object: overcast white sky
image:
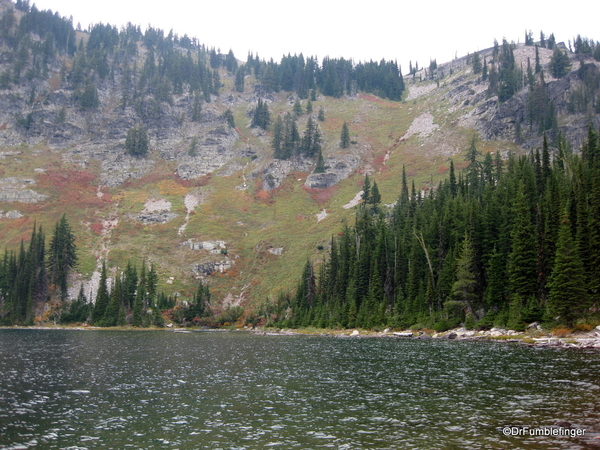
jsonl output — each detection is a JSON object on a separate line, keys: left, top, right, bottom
{"left": 30, "top": 0, "right": 599, "bottom": 71}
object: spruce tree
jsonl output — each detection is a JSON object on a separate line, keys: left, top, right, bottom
{"left": 550, "top": 46, "right": 571, "bottom": 78}
{"left": 125, "top": 126, "right": 149, "bottom": 157}
{"left": 47, "top": 214, "right": 77, "bottom": 299}
{"left": 508, "top": 181, "right": 537, "bottom": 300}
{"left": 340, "top": 122, "right": 350, "bottom": 148}
{"left": 314, "top": 149, "right": 326, "bottom": 173}
{"left": 451, "top": 232, "right": 477, "bottom": 316}
{"left": 91, "top": 262, "right": 109, "bottom": 324}
{"left": 547, "top": 211, "right": 587, "bottom": 325}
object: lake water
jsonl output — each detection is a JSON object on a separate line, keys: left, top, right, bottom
{"left": 1, "top": 330, "right": 599, "bottom": 450}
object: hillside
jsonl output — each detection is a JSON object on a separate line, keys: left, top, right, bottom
{"left": 0, "top": 0, "right": 599, "bottom": 325}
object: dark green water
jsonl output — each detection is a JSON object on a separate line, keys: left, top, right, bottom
{"left": 1, "top": 330, "right": 599, "bottom": 449}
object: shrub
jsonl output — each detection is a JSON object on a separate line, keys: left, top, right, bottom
{"left": 551, "top": 326, "right": 572, "bottom": 337}
{"left": 573, "top": 322, "right": 594, "bottom": 332}
{"left": 432, "top": 319, "right": 450, "bottom": 332}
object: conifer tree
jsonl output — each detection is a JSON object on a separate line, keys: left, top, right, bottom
{"left": 451, "top": 232, "right": 477, "bottom": 316}
{"left": 234, "top": 66, "right": 245, "bottom": 92}
{"left": 272, "top": 115, "right": 285, "bottom": 159}
{"left": 508, "top": 181, "right": 537, "bottom": 300}
{"left": 547, "top": 211, "right": 587, "bottom": 325}
{"left": 314, "top": 149, "right": 326, "bottom": 173}
{"left": 317, "top": 107, "right": 325, "bottom": 122}
{"left": 91, "top": 262, "right": 109, "bottom": 324}
{"left": 550, "top": 46, "right": 571, "bottom": 78}
{"left": 47, "top": 214, "right": 77, "bottom": 299}
{"left": 340, "top": 122, "right": 350, "bottom": 148}
{"left": 472, "top": 52, "right": 482, "bottom": 74}
{"left": 125, "top": 126, "right": 149, "bottom": 157}
{"left": 251, "top": 99, "right": 270, "bottom": 130}
{"left": 293, "top": 98, "right": 303, "bottom": 116}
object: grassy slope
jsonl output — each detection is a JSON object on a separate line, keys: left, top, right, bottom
{"left": 0, "top": 65, "right": 522, "bottom": 309}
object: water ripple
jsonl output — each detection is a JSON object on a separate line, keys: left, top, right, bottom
{"left": 1, "top": 330, "right": 600, "bottom": 449}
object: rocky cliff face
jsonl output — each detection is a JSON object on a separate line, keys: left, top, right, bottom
{"left": 432, "top": 43, "right": 600, "bottom": 151}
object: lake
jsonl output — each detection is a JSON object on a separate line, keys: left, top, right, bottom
{"left": 1, "top": 329, "right": 599, "bottom": 449}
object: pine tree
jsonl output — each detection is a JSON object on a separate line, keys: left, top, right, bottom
{"left": 251, "top": 99, "right": 270, "bottom": 130}
{"left": 125, "top": 126, "right": 149, "bottom": 157}
{"left": 547, "top": 211, "right": 587, "bottom": 325}
{"left": 47, "top": 214, "right": 77, "bottom": 299}
{"left": 293, "top": 97, "right": 303, "bottom": 116}
{"left": 451, "top": 232, "right": 477, "bottom": 317}
{"left": 340, "top": 122, "right": 350, "bottom": 148}
{"left": 550, "top": 46, "right": 571, "bottom": 78}
{"left": 272, "top": 115, "right": 285, "bottom": 159}
{"left": 91, "top": 262, "right": 109, "bottom": 324}
{"left": 314, "top": 149, "right": 326, "bottom": 173}
{"left": 362, "top": 175, "right": 371, "bottom": 203}
{"left": 508, "top": 181, "right": 537, "bottom": 300}
{"left": 472, "top": 51, "right": 482, "bottom": 74}
{"left": 234, "top": 66, "right": 245, "bottom": 92}
{"left": 317, "top": 107, "right": 325, "bottom": 122}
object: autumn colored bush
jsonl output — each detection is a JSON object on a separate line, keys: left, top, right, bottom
{"left": 573, "top": 322, "right": 594, "bottom": 332}
{"left": 551, "top": 326, "right": 572, "bottom": 337}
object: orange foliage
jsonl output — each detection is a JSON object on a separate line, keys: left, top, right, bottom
{"left": 158, "top": 179, "right": 188, "bottom": 196}
{"left": 551, "top": 326, "right": 572, "bottom": 337}
{"left": 358, "top": 94, "right": 396, "bottom": 107}
{"left": 38, "top": 169, "right": 104, "bottom": 208}
{"left": 438, "top": 165, "right": 449, "bottom": 174}
{"left": 254, "top": 189, "right": 271, "bottom": 201}
{"left": 574, "top": 323, "right": 594, "bottom": 332}
{"left": 302, "top": 184, "right": 339, "bottom": 204}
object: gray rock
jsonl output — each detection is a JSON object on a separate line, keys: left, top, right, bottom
{"left": 5, "top": 210, "right": 23, "bottom": 219}
{"left": 393, "top": 332, "right": 413, "bottom": 338}
{"left": 304, "top": 172, "right": 339, "bottom": 189}
{"left": 134, "top": 212, "right": 179, "bottom": 224}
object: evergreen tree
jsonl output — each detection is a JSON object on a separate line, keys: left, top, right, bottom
{"left": 222, "top": 109, "right": 236, "bottom": 128}
{"left": 251, "top": 98, "right": 270, "bottom": 130}
{"left": 508, "top": 181, "right": 537, "bottom": 300}
{"left": 451, "top": 232, "right": 477, "bottom": 316}
{"left": 317, "top": 107, "right": 325, "bottom": 122}
{"left": 125, "top": 126, "right": 149, "bottom": 157}
{"left": 547, "top": 211, "right": 587, "bottom": 325}
{"left": 234, "top": 66, "right": 245, "bottom": 92}
{"left": 47, "top": 214, "right": 77, "bottom": 299}
{"left": 472, "top": 52, "right": 482, "bottom": 74}
{"left": 91, "top": 262, "right": 109, "bottom": 324}
{"left": 314, "top": 149, "right": 326, "bottom": 173}
{"left": 293, "top": 97, "right": 303, "bottom": 116}
{"left": 550, "top": 46, "right": 571, "bottom": 78}
{"left": 299, "top": 116, "right": 321, "bottom": 157}
{"left": 340, "top": 122, "right": 350, "bottom": 148}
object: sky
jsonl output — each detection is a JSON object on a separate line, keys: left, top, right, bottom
{"left": 30, "top": 0, "right": 599, "bottom": 71}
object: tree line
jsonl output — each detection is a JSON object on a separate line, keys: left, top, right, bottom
{"left": 0, "top": 2, "right": 406, "bottom": 122}
{"left": 0, "top": 214, "right": 221, "bottom": 327}
{"left": 267, "top": 128, "right": 600, "bottom": 331}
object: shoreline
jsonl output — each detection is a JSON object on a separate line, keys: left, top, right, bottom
{"left": 3, "top": 324, "right": 600, "bottom": 350}
{"left": 250, "top": 325, "right": 600, "bottom": 350}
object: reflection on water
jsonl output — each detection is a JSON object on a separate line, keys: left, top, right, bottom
{"left": 1, "top": 329, "right": 599, "bottom": 449}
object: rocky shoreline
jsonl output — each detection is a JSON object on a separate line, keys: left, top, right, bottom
{"left": 4, "top": 324, "right": 600, "bottom": 350}
{"left": 253, "top": 325, "right": 600, "bottom": 350}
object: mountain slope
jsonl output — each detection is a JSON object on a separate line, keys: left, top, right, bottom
{"left": 0, "top": 0, "right": 599, "bottom": 323}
